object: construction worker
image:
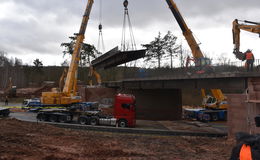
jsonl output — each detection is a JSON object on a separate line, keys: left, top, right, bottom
{"left": 245, "top": 49, "right": 254, "bottom": 72}
{"left": 4, "top": 96, "right": 8, "bottom": 106}
{"left": 185, "top": 56, "right": 194, "bottom": 68}
{"left": 230, "top": 132, "right": 260, "bottom": 160}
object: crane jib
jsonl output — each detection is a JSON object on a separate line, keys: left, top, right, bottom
{"left": 78, "top": 0, "right": 93, "bottom": 35}
{"left": 166, "top": 0, "right": 187, "bottom": 33}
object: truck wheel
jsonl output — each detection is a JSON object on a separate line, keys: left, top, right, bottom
{"left": 118, "top": 120, "right": 128, "bottom": 128}
{"left": 90, "top": 117, "right": 98, "bottom": 126}
{"left": 78, "top": 117, "right": 87, "bottom": 125}
{"left": 49, "top": 115, "right": 58, "bottom": 122}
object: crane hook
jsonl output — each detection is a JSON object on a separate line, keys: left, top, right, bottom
{"left": 123, "top": 0, "right": 128, "bottom": 9}
{"left": 98, "top": 24, "right": 102, "bottom": 31}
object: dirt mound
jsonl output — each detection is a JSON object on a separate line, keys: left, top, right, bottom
{"left": 0, "top": 118, "right": 234, "bottom": 160}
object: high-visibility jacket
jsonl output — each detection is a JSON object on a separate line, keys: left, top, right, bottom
{"left": 240, "top": 144, "right": 252, "bottom": 160}
{"left": 246, "top": 52, "right": 254, "bottom": 60}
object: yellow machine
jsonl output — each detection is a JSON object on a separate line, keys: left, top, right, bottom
{"left": 41, "top": 0, "right": 94, "bottom": 105}
{"left": 88, "top": 66, "right": 101, "bottom": 86}
{"left": 165, "top": 0, "right": 227, "bottom": 109}
{"left": 232, "top": 19, "right": 260, "bottom": 60}
{"left": 201, "top": 89, "right": 228, "bottom": 110}
{"left": 59, "top": 68, "right": 68, "bottom": 92}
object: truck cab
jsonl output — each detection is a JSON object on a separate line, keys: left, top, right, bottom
{"left": 22, "top": 98, "right": 41, "bottom": 109}
{"left": 114, "top": 94, "right": 136, "bottom": 127}
{"left": 77, "top": 94, "right": 136, "bottom": 127}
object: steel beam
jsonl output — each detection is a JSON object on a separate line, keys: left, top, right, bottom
{"left": 92, "top": 47, "right": 146, "bottom": 69}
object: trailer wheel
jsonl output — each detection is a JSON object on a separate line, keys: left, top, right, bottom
{"left": 118, "top": 119, "right": 128, "bottom": 128}
{"left": 58, "top": 116, "right": 67, "bottom": 123}
{"left": 67, "top": 115, "right": 73, "bottom": 122}
{"left": 49, "top": 115, "right": 58, "bottom": 122}
{"left": 37, "top": 114, "right": 45, "bottom": 121}
{"left": 211, "top": 114, "right": 219, "bottom": 121}
{"left": 90, "top": 117, "right": 98, "bottom": 126}
{"left": 202, "top": 114, "right": 210, "bottom": 122}
{"left": 3, "top": 112, "right": 10, "bottom": 117}
{"left": 78, "top": 117, "right": 87, "bottom": 125}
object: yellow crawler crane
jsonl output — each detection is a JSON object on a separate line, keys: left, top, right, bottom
{"left": 165, "top": 0, "right": 227, "bottom": 110}
{"left": 41, "top": 0, "right": 94, "bottom": 105}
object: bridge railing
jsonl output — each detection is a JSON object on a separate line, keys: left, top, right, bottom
{"left": 212, "top": 59, "right": 260, "bottom": 68}
{"left": 120, "top": 59, "right": 260, "bottom": 80}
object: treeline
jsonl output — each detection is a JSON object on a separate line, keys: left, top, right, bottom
{"left": 0, "top": 63, "right": 247, "bottom": 90}
{"left": 0, "top": 51, "right": 139, "bottom": 88}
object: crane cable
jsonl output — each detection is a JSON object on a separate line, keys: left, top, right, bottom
{"left": 121, "top": 0, "right": 137, "bottom": 52}
{"left": 97, "top": 0, "right": 105, "bottom": 53}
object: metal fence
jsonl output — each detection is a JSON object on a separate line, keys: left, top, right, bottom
{"left": 213, "top": 59, "right": 260, "bottom": 67}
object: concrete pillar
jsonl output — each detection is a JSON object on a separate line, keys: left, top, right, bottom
{"left": 226, "top": 78, "right": 260, "bottom": 137}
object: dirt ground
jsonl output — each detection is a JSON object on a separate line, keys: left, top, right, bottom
{"left": 0, "top": 118, "right": 235, "bottom": 160}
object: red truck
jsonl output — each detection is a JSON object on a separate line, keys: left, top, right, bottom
{"left": 113, "top": 94, "right": 136, "bottom": 127}
{"left": 37, "top": 94, "right": 136, "bottom": 128}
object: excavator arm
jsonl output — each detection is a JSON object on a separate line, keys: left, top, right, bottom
{"left": 233, "top": 19, "right": 260, "bottom": 60}
{"left": 165, "top": 0, "right": 203, "bottom": 59}
{"left": 59, "top": 68, "right": 68, "bottom": 92}
{"left": 88, "top": 66, "right": 101, "bottom": 86}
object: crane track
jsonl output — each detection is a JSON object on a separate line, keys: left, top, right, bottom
{"left": 45, "top": 121, "right": 227, "bottom": 138}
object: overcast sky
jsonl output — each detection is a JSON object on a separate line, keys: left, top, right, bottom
{"left": 0, "top": 0, "right": 259, "bottom": 66}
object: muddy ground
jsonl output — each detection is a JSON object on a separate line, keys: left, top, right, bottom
{"left": 0, "top": 118, "right": 235, "bottom": 160}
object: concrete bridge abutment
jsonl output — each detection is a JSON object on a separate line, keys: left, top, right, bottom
{"left": 123, "top": 89, "right": 182, "bottom": 121}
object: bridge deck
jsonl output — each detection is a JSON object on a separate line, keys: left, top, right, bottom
{"left": 105, "top": 72, "right": 260, "bottom": 93}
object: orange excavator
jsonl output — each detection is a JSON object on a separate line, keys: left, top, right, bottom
{"left": 232, "top": 19, "right": 260, "bottom": 60}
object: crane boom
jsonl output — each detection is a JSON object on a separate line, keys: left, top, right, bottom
{"left": 41, "top": 0, "right": 94, "bottom": 105}
{"left": 63, "top": 0, "right": 94, "bottom": 95}
{"left": 165, "top": 0, "right": 203, "bottom": 59}
{"left": 165, "top": 0, "right": 227, "bottom": 109}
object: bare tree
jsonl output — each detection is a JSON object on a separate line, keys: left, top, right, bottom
{"left": 163, "top": 31, "right": 180, "bottom": 69}
{"left": 217, "top": 53, "right": 230, "bottom": 66}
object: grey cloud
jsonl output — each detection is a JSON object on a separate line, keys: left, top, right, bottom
{"left": 98, "top": 0, "right": 260, "bottom": 30}
{"left": 0, "top": 0, "right": 259, "bottom": 60}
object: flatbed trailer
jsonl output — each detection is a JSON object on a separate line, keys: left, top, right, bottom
{"left": 183, "top": 108, "right": 227, "bottom": 122}
{"left": 36, "top": 94, "right": 136, "bottom": 128}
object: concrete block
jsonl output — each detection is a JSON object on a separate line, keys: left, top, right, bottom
{"left": 227, "top": 93, "right": 260, "bottom": 137}
{"left": 79, "top": 87, "right": 116, "bottom": 107}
